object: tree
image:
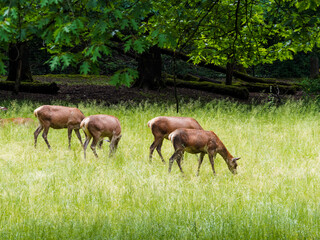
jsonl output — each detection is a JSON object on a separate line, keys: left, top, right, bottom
{"left": 0, "top": 1, "right": 45, "bottom": 89}
{"left": 40, "top": 0, "right": 150, "bottom": 85}
{"left": 133, "top": 46, "right": 163, "bottom": 89}
{"left": 152, "top": 0, "right": 320, "bottom": 84}
{"left": 1, "top": 0, "right": 319, "bottom": 90}
{"left": 310, "top": 55, "right": 319, "bottom": 79}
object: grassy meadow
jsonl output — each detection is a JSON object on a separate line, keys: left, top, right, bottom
{"left": 0, "top": 99, "right": 320, "bottom": 239}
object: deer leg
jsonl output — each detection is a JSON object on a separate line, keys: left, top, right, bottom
{"left": 109, "top": 136, "right": 116, "bottom": 157}
{"left": 83, "top": 135, "right": 92, "bottom": 159}
{"left": 34, "top": 125, "right": 43, "bottom": 148}
{"left": 176, "top": 152, "right": 185, "bottom": 174}
{"left": 74, "top": 129, "right": 83, "bottom": 147}
{"left": 98, "top": 140, "right": 103, "bottom": 149}
{"left": 41, "top": 126, "right": 51, "bottom": 149}
{"left": 168, "top": 149, "right": 183, "bottom": 173}
{"left": 149, "top": 137, "right": 163, "bottom": 163}
{"left": 90, "top": 137, "right": 99, "bottom": 158}
{"left": 109, "top": 135, "right": 121, "bottom": 157}
{"left": 156, "top": 139, "right": 165, "bottom": 164}
{"left": 208, "top": 152, "right": 217, "bottom": 176}
{"left": 196, "top": 152, "right": 205, "bottom": 176}
{"left": 67, "top": 127, "right": 73, "bottom": 149}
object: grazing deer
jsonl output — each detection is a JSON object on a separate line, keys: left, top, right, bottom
{"left": 0, "top": 106, "right": 35, "bottom": 126}
{"left": 0, "top": 117, "right": 35, "bottom": 126}
{"left": 34, "top": 105, "right": 85, "bottom": 149}
{"left": 147, "top": 116, "right": 203, "bottom": 163}
{"left": 168, "top": 128, "right": 240, "bottom": 175}
{"left": 81, "top": 114, "right": 122, "bottom": 159}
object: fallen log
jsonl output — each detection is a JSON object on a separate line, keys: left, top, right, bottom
{"left": 0, "top": 81, "right": 59, "bottom": 94}
{"left": 179, "top": 73, "right": 222, "bottom": 84}
{"left": 165, "top": 77, "right": 249, "bottom": 100}
{"left": 238, "top": 82, "right": 299, "bottom": 94}
{"left": 160, "top": 48, "right": 294, "bottom": 86}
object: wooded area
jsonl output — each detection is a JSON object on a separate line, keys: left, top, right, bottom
{"left": 0, "top": 0, "right": 319, "bottom": 99}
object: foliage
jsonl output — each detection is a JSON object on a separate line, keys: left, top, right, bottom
{"left": 1, "top": 99, "right": 320, "bottom": 238}
{"left": 0, "top": 0, "right": 320, "bottom": 86}
{"left": 300, "top": 77, "right": 320, "bottom": 96}
{"left": 40, "top": 0, "right": 145, "bottom": 83}
{"left": 145, "top": 0, "right": 320, "bottom": 68}
{"left": 253, "top": 52, "right": 316, "bottom": 78}
{"left": 109, "top": 68, "right": 138, "bottom": 87}
{"left": 0, "top": 0, "right": 47, "bottom": 75}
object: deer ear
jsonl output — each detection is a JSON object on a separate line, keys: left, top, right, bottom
{"left": 232, "top": 157, "right": 240, "bottom": 162}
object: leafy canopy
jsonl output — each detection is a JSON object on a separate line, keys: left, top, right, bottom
{"left": 0, "top": 0, "right": 319, "bottom": 85}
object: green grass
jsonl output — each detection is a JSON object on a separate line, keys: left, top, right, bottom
{"left": 0, "top": 99, "right": 320, "bottom": 239}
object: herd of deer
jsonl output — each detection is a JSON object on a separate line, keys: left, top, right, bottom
{"left": 0, "top": 105, "right": 240, "bottom": 176}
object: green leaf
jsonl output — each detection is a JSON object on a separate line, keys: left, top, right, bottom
{"left": 130, "top": 19, "right": 139, "bottom": 31}
{"left": 61, "top": 54, "right": 73, "bottom": 69}
{"left": 120, "top": 19, "right": 129, "bottom": 30}
{"left": 133, "top": 39, "right": 145, "bottom": 54}
{"left": 109, "top": 68, "right": 138, "bottom": 87}
{"left": 40, "top": 0, "right": 49, "bottom": 7}
{"left": 109, "top": 72, "right": 121, "bottom": 86}
{"left": 97, "top": 21, "right": 108, "bottom": 34}
{"left": 80, "top": 61, "right": 90, "bottom": 75}
{"left": 99, "top": 45, "right": 111, "bottom": 56}
{"left": 114, "top": 10, "right": 123, "bottom": 19}
{"left": 91, "top": 47, "right": 101, "bottom": 62}
{"left": 0, "top": 60, "right": 6, "bottom": 75}
{"left": 63, "top": 25, "right": 70, "bottom": 33}
{"left": 124, "top": 39, "right": 132, "bottom": 52}
{"left": 158, "top": 34, "right": 166, "bottom": 48}
{"left": 0, "top": 30, "right": 9, "bottom": 42}
{"left": 49, "top": 56, "right": 60, "bottom": 71}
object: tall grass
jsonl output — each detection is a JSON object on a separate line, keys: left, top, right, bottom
{"left": 0, "top": 99, "right": 319, "bottom": 239}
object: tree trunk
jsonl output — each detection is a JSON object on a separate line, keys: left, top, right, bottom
{"left": 133, "top": 46, "right": 163, "bottom": 90}
{"left": 226, "top": 62, "right": 234, "bottom": 85}
{"left": 310, "top": 54, "right": 319, "bottom": 79}
{"left": 7, "top": 42, "right": 33, "bottom": 83}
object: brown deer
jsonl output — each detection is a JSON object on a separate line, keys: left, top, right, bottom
{"left": 0, "top": 106, "right": 35, "bottom": 126}
{"left": 0, "top": 117, "right": 35, "bottom": 126}
{"left": 81, "top": 114, "right": 122, "bottom": 159}
{"left": 34, "top": 105, "right": 85, "bottom": 149}
{"left": 168, "top": 128, "right": 240, "bottom": 175}
{"left": 147, "top": 116, "right": 203, "bottom": 163}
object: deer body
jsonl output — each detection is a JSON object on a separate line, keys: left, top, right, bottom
{"left": 81, "top": 114, "right": 122, "bottom": 159}
{"left": 0, "top": 117, "right": 35, "bottom": 126}
{"left": 0, "top": 106, "right": 34, "bottom": 126}
{"left": 34, "top": 105, "right": 85, "bottom": 149}
{"left": 147, "top": 116, "right": 203, "bottom": 163}
{"left": 168, "top": 128, "right": 240, "bottom": 175}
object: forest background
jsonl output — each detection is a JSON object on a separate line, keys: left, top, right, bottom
{"left": 0, "top": 0, "right": 319, "bottom": 103}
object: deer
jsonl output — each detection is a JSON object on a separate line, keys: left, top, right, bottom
{"left": 147, "top": 116, "right": 203, "bottom": 163}
{"left": 34, "top": 105, "right": 85, "bottom": 149}
{"left": 0, "top": 106, "right": 35, "bottom": 126}
{"left": 0, "top": 117, "right": 35, "bottom": 126}
{"left": 168, "top": 128, "right": 240, "bottom": 176}
{"left": 80, "top": 114, "right": 122, "bottom": 159}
